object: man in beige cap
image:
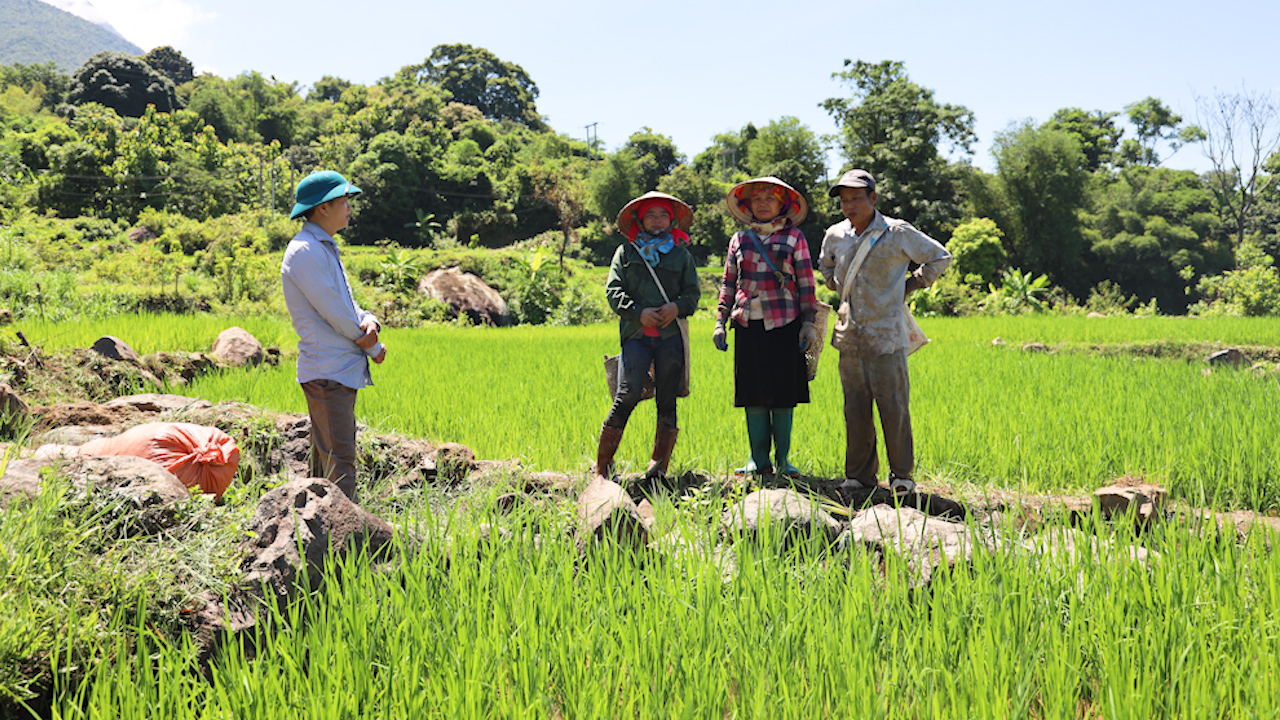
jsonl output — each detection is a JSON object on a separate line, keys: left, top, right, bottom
{"left": 818, "top": 169, "right": 951, "bottom": 497}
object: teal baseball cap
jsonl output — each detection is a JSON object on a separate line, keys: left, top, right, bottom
{"left": 290, "top": 170, "right": 362, "bottom": 220}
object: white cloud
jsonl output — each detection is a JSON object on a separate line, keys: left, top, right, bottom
{"left": 70, "top": 0, "right": 216, "bottom": 51}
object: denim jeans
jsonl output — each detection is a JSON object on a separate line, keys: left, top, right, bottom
{"left": 605, "top": 333, "right": 684, "bottom": 430}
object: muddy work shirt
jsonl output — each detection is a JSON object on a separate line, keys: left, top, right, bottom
{"left": 818, "top": 211, "right": 951, "bottom": 357}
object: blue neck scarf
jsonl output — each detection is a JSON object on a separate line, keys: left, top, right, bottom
{"left": 634, "top": 231, "right": 675, "bottom": 265}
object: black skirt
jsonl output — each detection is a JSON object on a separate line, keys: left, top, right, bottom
{"left": 733, "top": 319, "right": 810, "bottom": 408}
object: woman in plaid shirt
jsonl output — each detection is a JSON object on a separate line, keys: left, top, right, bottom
{"left": 713, "top": 177, "right": 821, "bottom": 477}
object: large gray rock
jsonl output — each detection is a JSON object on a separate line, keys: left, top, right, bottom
{"left": 0, "top": 455, "right": 195, "bottom": 534}
{"left": 68, "top": 455, "right": 191, "bottom": 507}
{"left": 839, "top": 504, "right": 983, "bottom": 587}
{"left": 576, "top": 478, "right": 648, "bottom": 549}
{"left": 1208, "top": 348, "right": 1245, "bottom": 368}
{"left": 105, "top": 393, "right": 213, "bottom": 414}
{"left": 91, "top": 335, "right": 139, "bottom": 361}
{"left": 0, "top": 458, "right": 44, "bottom": 505}
{"left": 239, "top": 477, "right": 397, "bottom": 601}
{"left": 418, "top": 267, "right": 511, "bottom": 326}
{"left": 722, "top": 488, "right": 844, "bottom": 546}
{"left": 32, "top": 424, "right": 117, "bottom": 446}
{"left": 211, "top": 327, "right": 265, "bottom": 367}
{"left": 435, "top": 442, "right": 478, "bottom": 484}
{"left": 1094, "top": 480, "right": 1166, "bottom": 526}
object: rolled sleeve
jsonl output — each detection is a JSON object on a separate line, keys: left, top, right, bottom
{"left": 901, "top": 225, "right": 953, "bottom": 286}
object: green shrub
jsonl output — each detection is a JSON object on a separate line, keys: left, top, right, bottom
{"left": 1191, "top": 241, "right": 1280, "bottom": 317}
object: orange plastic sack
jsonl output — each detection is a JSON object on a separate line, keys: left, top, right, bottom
{"left": 79, "top": 422, "right": 241, "bottom": 499}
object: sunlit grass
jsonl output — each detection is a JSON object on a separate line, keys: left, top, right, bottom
{"left": 11, "top": 313, "right": 1280, "bottom": 716}
{"left": 45, "top": 511, "right": 1280, "bottom": 718}
{"left": 12, "top": 313, "right": 1280, "bottom": 504}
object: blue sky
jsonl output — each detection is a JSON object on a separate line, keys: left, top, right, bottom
{"left": 57, "top": 0, "right": 1280, "bottom": 175}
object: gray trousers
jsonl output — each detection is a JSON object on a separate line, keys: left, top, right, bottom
{"left": 302, "top": 379, "right": 359, "bottom": 502}
{"left": 837, "top": 349, "right": 913, "bottom": 483}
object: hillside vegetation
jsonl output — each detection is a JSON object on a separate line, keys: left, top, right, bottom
{"left": 1, "top": 45, "right": 1279, "bottom": 322}
{"left": 0, "top": 0, "right": 141, "bottom": 69}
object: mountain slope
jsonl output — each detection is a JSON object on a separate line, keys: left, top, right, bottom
{"left": 0, "top": 0, "right": 142, "bottom": 71}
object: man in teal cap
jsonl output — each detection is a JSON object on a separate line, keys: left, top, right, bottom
{"left": 281, "top": 170, "right": 386, "bottom": 503}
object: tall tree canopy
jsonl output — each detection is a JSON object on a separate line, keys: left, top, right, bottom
{"left": 1043, "top": 108, "right": 1121, "bottom": 172}
{"left": 67, "top": 51, "right": 179, "bottom": 117}
{"left": 822, "top": 60, "right": 975, "bottom": 238}
{"left": 140, "top": 46, "right": 194, "bottom": 86}
{"left": 401, "top": 44, "right": 543, "bottom": 129}
{"left": 992, "top": 121, "right": 1090, "bottom": 294}
{"left": 746, "top": 116, "right": 827, "bottom": 193}
{"left": 622, "top": 127, "right": 683, "bottom": 193}
{"left": 1120, "top": 96, "right": 1203, "bottom": 167}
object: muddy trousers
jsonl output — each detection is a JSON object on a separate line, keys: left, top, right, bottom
{"left": 604, "top": 333, "right": 684, "bottom": 430}
{"left": 837, "top": 349, "right": 913, "bottom": 484}
{"left": 301, "top": 379, "right": 359, "bottom": 503}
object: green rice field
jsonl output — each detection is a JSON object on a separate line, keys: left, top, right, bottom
{"left": 17, "top": 313, "right": 1280, "bottom": 507}
{"left": 9, "top": 313, "right": 1280, "bottom": 717}
{"left": 43, "top": 515, "right": 1280, "bottom": 719}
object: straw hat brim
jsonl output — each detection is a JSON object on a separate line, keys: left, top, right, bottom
{"left": 616, "top": 191, "right": 695, "bottom": 239}
{"left": 725, "top": 176, "right": 808, "bottom": 226}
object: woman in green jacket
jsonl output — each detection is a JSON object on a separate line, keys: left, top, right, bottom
{"left": 595, "top": 192, "right": 701, "bottom": 481}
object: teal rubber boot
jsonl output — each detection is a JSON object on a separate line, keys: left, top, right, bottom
{"left": 771, "top": 408, "right": 800, "bottom": 477}
{"left": 734, "top": 407, "right": 774, "bottom": 475}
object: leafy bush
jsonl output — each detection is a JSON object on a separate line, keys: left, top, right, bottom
{"left": 1190, "top": 241, "right": 1280, "bottom": 317}
{"left": 1084, "top": 280, "right": 1138, "bottom": 315}
{"left": 982, "top": 268, "right": 1051, "bottom": 314}
{"left": 551, "top": 280, "right": 608, "bottom": 325}
{"left": 507, "top": 247, "right": 562, "bottom": 324}
{"left": 948, "top": 217, "right": 1006, "bottom": 285}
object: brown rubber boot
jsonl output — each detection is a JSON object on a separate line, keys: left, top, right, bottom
{"left": 644, "top": 426, "right": 680, "bottom": 480}
{"left": 595, "top": 424, "right": 625, "bottom": 480}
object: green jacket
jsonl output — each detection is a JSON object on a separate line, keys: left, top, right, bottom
{"left": 605, "top": 241, "right": 700, "bottom": 342}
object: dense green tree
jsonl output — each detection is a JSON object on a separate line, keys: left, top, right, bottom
{"left": 1087, "top": 166, "right": 1227, "bottom": 312}
{"left": 745, "top": 116, "right": 827, "bottom": 190}
{"left": 822, "top": 60, "right": 975, "bottom": 238}
{"left": 992, "top": 121, "right": 1090, "bottom": 294}
{"left": 401, "top": 44, "right": 543, "bottom": 128}
{"left": 655, "top": 165, "right": 735, "bottom": 262}
{"left": 66, "top": 52, "right": 178, "bottom": 117}
{"left": 691, "top": 124, "right": 755, "bottom": 180}
{"left": 324, "top": 76, "right": 447, "bottom": 141}
{"left": 1043, "top": 108, "right": 1121, "bottom": 172}
{"left": 140, "top": 46, "right": 194, "bottom": 86}
{"left": 308, "top": 75, "right": 352, "bottom": 103}
{"left": 0, "top": 61, "right": 69, "bottom": 109}
{"left": 622, "top": 127, "right": 683, "bottom": 193}
{"left": 527, "top": 161, "right": 587, "bottom": 268}
{"left": 183, "top": 75, "right": 253, "bottom": 141}
{"left": 1248, "top": 152, "right": 1280, "bottom": 258}
{"left": 344, "top": 131, "right": 443, "bottom": 244}
{"left": 948, "top": 217, "right": 1007, "bottom": 285}
{"left": 1120, "top": 97, "right": 1203, "bottom": 167}
{"left": 586, "top": 149, "right": 640, "bottom": 228}
{"left": 1192, "top": 239, "right": 1280, "bottom": 316}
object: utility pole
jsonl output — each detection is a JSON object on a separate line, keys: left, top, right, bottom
{"left": 584, "top": 123, "right": 598, "bottom": 169}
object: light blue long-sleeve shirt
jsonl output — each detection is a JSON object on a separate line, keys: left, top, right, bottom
{"left": 281, "top": 221, "right": 383, "bottom": 390}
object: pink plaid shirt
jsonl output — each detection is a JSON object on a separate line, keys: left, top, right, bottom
{"left": 717, "top": 227, "right": 818, "bottom": 330}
